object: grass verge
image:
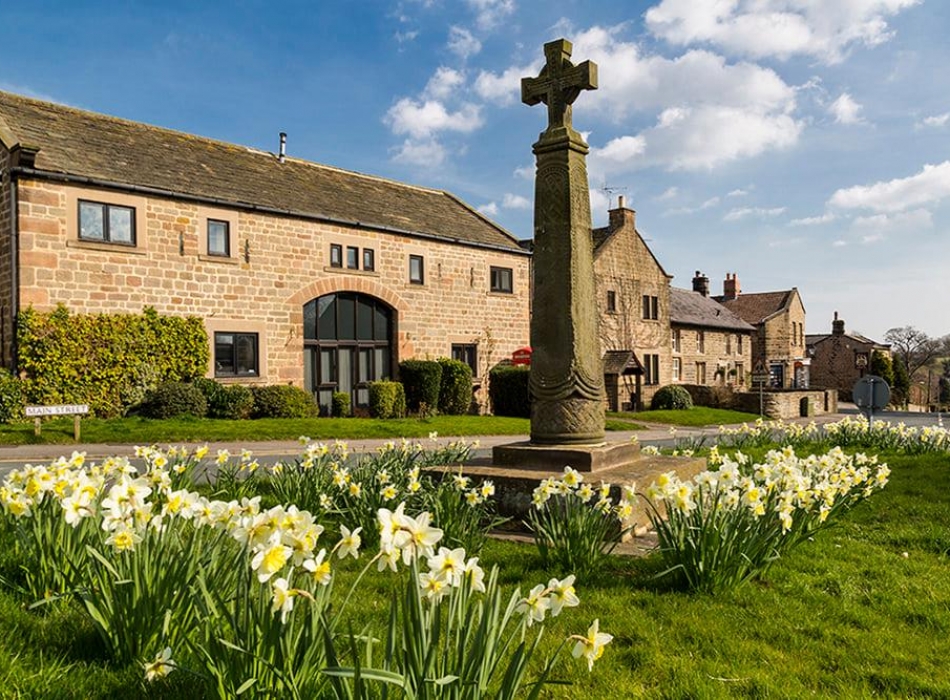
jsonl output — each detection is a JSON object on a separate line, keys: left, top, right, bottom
{"left": 612, "top": 406, "right": 763, "bottom": 427}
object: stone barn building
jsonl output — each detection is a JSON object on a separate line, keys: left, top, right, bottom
{"left": 806, "top": 312, "right": 890, "bottom": 400}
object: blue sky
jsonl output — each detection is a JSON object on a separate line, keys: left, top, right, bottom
{"left": 2, "top": 0, "right": 948, "bottom": 342}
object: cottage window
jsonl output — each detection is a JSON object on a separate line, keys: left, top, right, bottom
{"left": 737, "top": 334, "right": 743, "bottom": 355}
{"left": 363, "top": 249, "right": 375, "bottom": 272}
{"left": 330, "top": 244, "right": 343, "bottom": 268}
{"left": 606, "top": 290, "right": 616, "bottom": 312}
{"left": 79, "top": 200, "right": 135, "bottom": 245}
{"left": 409, "top": 255, "right": 425, "bottom": 284}
{"left": 452, "top": 343, "right": 478, "bottom": 376}
{"left": 643, "top": 353, "right": 660, "bottom": 385}
{"left": 214, "top": 332, "right": 259, "bottom": 377}
{"left": 490, "top": 266, "right": 513, "bottom": 293}
{"left": 696, "top": 362, "right": 707, "bottom": 385}
{"left": 697, "top": 331, "right": 705, "bottom": 354}
{"left": 672, "top": 329, "right": 681, "bottom": 353}
{"left": 726, "top": 334, "right": 733, "bottom": 355}
{"left": 672, "top": 357, "right": 681, "bottom": 382}
{"left": 346, "top": 246, "right": 360, "bottom": 270}
{"left": 207, "top": 219, "right": 230, "bottom": 257}
{"left": 642, "top": 295, "right": 658, "bottom": 320}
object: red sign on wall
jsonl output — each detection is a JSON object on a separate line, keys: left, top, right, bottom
{"left": 512, "top": 347, "right": 532, "bottom": 365}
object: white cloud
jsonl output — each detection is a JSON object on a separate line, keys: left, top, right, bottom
{"left": 789, "top": 212, "right": 837, "bottom": 226}
{"left": 502, "top": 193, "right": 531, "bottom": 209}
{"left": 656, "top": 186, "right": 679, "bottom": 200}
{"left": 700, "top": 197, "right": 720, "bottom": 210}
{"left": 386, "top": 98, "right": 482, "bottom": 139}
{"left": 723, "top": 206, "right": 787, "bottom": 221}
{"left": 479, "top": 201, "right": 499, "bottom": 216}
{"left": 447, "top": 26, "right": 481, "bottom": 59}
{"left": 644, "top": 0, "right": 922, "bottom": 64}
{"left": 851, "top": 208, "right": 934, "bottom": 238}
{"left": 467, "top": 0, "right": 515, "bottom": 30}
{"left": 829, "top": 92, "right": 865, "bottom": 124}
{"left": 391, "top": 138, "right": 447, "bottom": 166}
{"left": 474, "top": 63, "right": 538, "bottom": 105}
{"left": 589, "top": 187, "right": 611, "bottom": 218}
{"left": 395, "top": 30, "right": 420, "bottom": 45}
{"left": 727, "top": 188, "right": 750, "bottom": 197}
{"left": 829, "top": 161, "right": 950, "bottom": 213}
{"left": 514, "top": 163, "right": 534, "bottom": 180}
{"left": 424, "top": 67, "right": 466, "bottom": 100}
{"left": 832, "top": 240, "right": 848, "bottom": 247}
{"left": 919, "top": 112, "right": 950, "bottom": 128}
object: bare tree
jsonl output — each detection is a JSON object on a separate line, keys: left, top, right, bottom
{"left": 884, "top": 326, "right": 942, "bottom": 379}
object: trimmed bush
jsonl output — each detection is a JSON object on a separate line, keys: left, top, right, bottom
{"left": 331, "top": 391, "right": 351, "bottom": 418}
{"left": 369, "top": 381, "right": 406, "bottom": 419}
{"left": 140, "top": 382, "right": 208, "bottom": 419}
{"left": 194, "top": 379, "right": 255, "bottom": 420}
{"left": 489, "top": 365, "right": 530, "bottom": 418}
{"left": 650, "top": 384, "right": 694, "bottom": 411}
{"left": 0, "top": 368, "right": 24, "bottom": 423}
{"left": 250, "top": 385, "right": 318, "bottom": 419}
{"left": 437, "top": 358, "right": 473, "bottom": 415}
{"left": 399, "top": 360, "right": 443, "bottom": 415}
{"left": 17, "top": 305, "right": 208, "bottom": 417}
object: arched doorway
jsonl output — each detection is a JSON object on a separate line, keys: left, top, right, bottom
{"left": 303, "top": 292, "right": 394, "bottom": 415}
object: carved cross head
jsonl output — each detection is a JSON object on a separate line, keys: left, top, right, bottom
{"left": 522, "top": 38, "right": 597, "bottom": 132}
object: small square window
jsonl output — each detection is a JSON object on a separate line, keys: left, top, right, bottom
{"left": 452, "top": 343, "right": 478, "bottom": 376}
{"left": 490, "top": 266, "right": 513, "bottom": 293}
{"left": 409, "top": 255, "right": 425, "bottom": 284}
{"left": 214, "top": 332, "right": 259, "bottom": 378}
{"left": 606, "top": 290, "right": 616, "bottom": 312}
{"left": 208, "top": 219, "right": 230, "bottom": 257}
{"left": 346, "top": 246, "right": 359, "bottom": 270}
{"left": 79, "top": 200, "right": 135, "bottom": 245}
{"left": 330, "top": 244, "right": 342, "bottom": 268}
{"left": 363, "top": 248, "right": 375, "bottom": 272}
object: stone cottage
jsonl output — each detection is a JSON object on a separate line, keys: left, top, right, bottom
{"left": 806, "top": 312, "right": 890, "bottom": 400}
{"left": 0, "top": 91, "right": 530, "bottom": 414}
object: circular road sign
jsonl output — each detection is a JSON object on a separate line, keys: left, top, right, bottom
{"left": 852, "top": 375, "right": 890, "bottom": 411}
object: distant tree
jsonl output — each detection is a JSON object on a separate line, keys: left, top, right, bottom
{"left": 891, "top": 356, "right": 911, "bottom": 408}
{"left": 884, "top": 326, "right": 942, "bottom": 379}
{"left": 940, "top": 359, "right": 950, "bottom": 406}
{"left": 869, "top": 350, "right": 894, "bottom": 387}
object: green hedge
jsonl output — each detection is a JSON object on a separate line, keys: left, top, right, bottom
{"left": 0, "top": 368, "right": 24, "bottom": 423}
{"left": 194, "top": 378, "right": 255, "bottom": 420}
{"left": 17, "top": 306, "right": 208, "bottom": 417}
{"left": 368, "top": 381, "right": 406, "bottom": 419}
{"left": 140, "top": 381, "right": 208, "bottom": 419}
{"left": 331, "top": 391, "right": 351, "bottom": 418}
{"left": 437, "top": 358, "right": 473, "bottom": 415}
{"left": 250, "top": 385, "right": 318, "bottom": 419}
{"left": 399, "top": 360, "right": 443, "bottom": 415}
{"left": 650, "top": 384, "right": 694, "bottom": 410}
{"left": 489, "top": 365, "right": 531, "bottom": 418}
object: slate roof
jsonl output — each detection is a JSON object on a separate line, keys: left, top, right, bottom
{"left": 714, "top": 290, "right": 795, "bottom": 325}
{"left": 806, "top": 332, "right": 888, "bottom": 349}
{"left": 0, "top": 91, "right": 525, "bottom": 253}
{"left": 603, "top": 350, "right": 643, "bottom": 375}
{"left": 670, "top": 288, "right": 755, "bottom": 332}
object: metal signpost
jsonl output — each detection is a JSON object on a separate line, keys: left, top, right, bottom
{"left": 852, "top": 376, "right": 890, "bottom": 427}
{"left": 751, "top": 361, "right": 770, "bottom": 417}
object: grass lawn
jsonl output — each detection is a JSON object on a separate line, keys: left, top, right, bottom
{"left": 2, "top": 449, "right": 949, "bottom": 697}
{"left": 0, "top": 414, "right": 650, "bottom": 447}
{"left": 612, "top": 406, "right": 763, "bottom": 427}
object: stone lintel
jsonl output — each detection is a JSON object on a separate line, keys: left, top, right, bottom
{"left": 492, "top": 439, "right": 641, "bottom": 473}
{"left": 533, "top": 129, "right": 589, "bottom": 154}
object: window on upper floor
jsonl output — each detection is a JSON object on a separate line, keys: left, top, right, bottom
{"left": 672, "top": 329, "right": 682, "bottom": 353}
{"left": 672, "top": 357, "right": 681, "bottom": 382}
{"left": 606, "top": 290, "right": 616, "bottom": 313}
{"left": 642, "top": 295, "right": 659, "bottom": 320}
{"left": 79, "top": 200, "right": 135, "bottom": 246}
{"left": 726, "top": 334, "right": 733, "bottom": 355}
{"left": 363, "top": 248, "right": 375, "bottom": 272}
{"left": 643, "top": 353, "right": 660, "bottom": 385}
{"left": 214, "top": 332, "right": 259, "bottom": 378}
{"left": 738, "top": 334, "right": 743, "bottom": 355}
{"left": 490, "top": 266, "right": 513, "bottom": 294}
{"left": 409, "top": 255, "right": 425, "bottom": 284}
{"left": 346, "top": 246, "right": 360, "bottom": 270}
{"left": 330, "top": 244, "right": 343, "bottom": 268}
{"left": 697, "top": 330, "right": 705, "bottom": 354}
{"left": 207, "top": 219, "right": 230, "bottom": 257}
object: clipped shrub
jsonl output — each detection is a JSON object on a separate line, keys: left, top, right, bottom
{"left": 650, "top": 384, "right": 694, "bottom": 411}
{"left": 17, "top": 305, "right": 208, "bottom": 417}
{"left": 250, "top": 384, "right": 318, "bottom": 419}
{"left": 399, "top": 360, "right": 443, "bottom": 415}
{"left": 437, "top": 357, "right": 473, "bottom": 415}
{"left": 193, "top": 377, "right": 253, "bottom": 419}
{"left": 369, "top": 381, "right": 406, "bottom": 419}
{"left": 331, "top": 391, "right": 351, "bottom": 418}
{"left": 140, "top": 381, "right": 208, "bottom": 419}
{"left": 489, "top": 365, "right": 530, "bottom": 418}
{"left": 0, "top": 368, "right": 24, "bottom": 423}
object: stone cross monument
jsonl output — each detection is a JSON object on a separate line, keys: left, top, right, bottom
{"left": 521, "top": 38, "right": 605, "bottom": 445}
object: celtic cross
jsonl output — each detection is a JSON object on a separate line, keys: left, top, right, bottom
{"left": 521, "top": 39, "right": 597, "bottom": 132}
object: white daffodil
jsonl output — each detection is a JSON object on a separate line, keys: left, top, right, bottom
{"left": 271, "top": 577, "right": 295, "bottom": 623}
{"left": 428, "top": 546, "right": 466, "bottom": 587}
{"left": 517, "top": 583, "right": 551, "bottom": 626}
{"left": 572, "top": 619, "right": 613, "bottom": 671}
{"left": 251, "top": 533, "right": 292, "bottom": 583}
{"left": 336, "top": 525, "right": 362, "bottom": 559}
{"left": 144, "top": 647, "right": 175, "bottom": 682}
{"left": 548, "top": 575, "right": 580, "bottom": 616}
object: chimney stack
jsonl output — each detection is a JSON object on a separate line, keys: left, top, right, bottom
{"left": 608, "top": 196, "right": 636, "bottom": 232}
{"left": 278, "top": 132, "right": 287, "bottom": 163}
{"left": 722, "top": 272, "right": 741, "bottom": 300}
{"left": 832, "top": 311, "right": 845, "bottom": 336}
{"left": 692, "top": 270, "right": 710, "bottom": 297}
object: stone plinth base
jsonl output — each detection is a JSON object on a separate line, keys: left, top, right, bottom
{"left": 492, "top": 439, "right": 641, "bottom": 473}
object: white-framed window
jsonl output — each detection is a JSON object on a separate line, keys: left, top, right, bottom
{"left": 672, "top": 329, "right": 681, "bottom": 353}
{"left": 672, "top": 357, "right": 681, "bottom": 381}
{"left": 207, "top": 219, "right": 230, "bottom": 257}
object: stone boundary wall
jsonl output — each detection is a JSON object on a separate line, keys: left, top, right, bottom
{"left": 733, "top": 389, "right": 838, "bottom": 420}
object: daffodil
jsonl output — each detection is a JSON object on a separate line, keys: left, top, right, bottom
{"left": 304, "top": 549, "right": 333, "bottom": 585}
{"left": 548, "top": 575, "right": 580, "bottom": 615}
{"left": 144, "top": 647, "right": 175, "bottom": 682}
{"left": 336, "top": 525, "right": 362, "bottom": 559}
{"left": 572, "top": 619, "right": 613, "bottom": 671}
